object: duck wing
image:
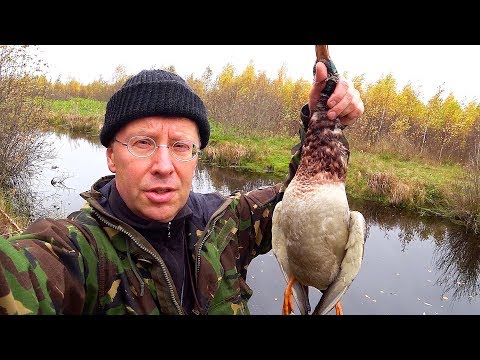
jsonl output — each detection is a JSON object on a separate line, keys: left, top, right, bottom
{"left": 312, "top": 210, "right": 366, "bottom": 315}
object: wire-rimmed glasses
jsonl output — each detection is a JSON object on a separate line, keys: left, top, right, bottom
{"left": 115, "top": 136, "right": 200, "bottom": 162}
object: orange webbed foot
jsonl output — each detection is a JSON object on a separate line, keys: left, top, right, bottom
{"left": 282, "top": 276, "right": 296, "bottom": 315}
{"left": 335, "top": 301, "right": 343, "bottom": 315}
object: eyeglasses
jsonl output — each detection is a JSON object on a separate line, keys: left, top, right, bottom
{"left": 114, "top": 136, "right": 200, "bottom": 162}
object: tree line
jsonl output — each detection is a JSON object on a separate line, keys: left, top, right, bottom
{"left": 28, "top": 60, "right": 480, "bottom": 167}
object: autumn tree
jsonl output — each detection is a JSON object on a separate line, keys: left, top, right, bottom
{"left": 352, "top": 74, "right": 397, "bottom": 149}
{"left": 391, "top": 83, "right": 427, "bottom": 156}
{"left": 464, "top": 102, "right": 480, "bottom": 162}
{"left": 204, "top": 63, "right": 309, "bottom": 137}
{"left": 0, "top": 45, "right": 54, "bottom": 218}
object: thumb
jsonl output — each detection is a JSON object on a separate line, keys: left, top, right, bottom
{"left": 314, "top": 61, "right": 328, "bottom": 90}
{"left": 308, "top": 61, "right": 328, "bottom": 114}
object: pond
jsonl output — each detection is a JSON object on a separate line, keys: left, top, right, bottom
{"left": 31, "top": 132, "right": 480, "bottom": 315}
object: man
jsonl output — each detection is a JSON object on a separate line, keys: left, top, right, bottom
{"left": 0, "top": 62, "right": 363, "bottom": 315}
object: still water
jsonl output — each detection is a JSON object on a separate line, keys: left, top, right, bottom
{"left": 32, "top": 132, "right": 480, "bottom": 315}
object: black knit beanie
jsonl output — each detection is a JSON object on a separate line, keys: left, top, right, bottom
{"left": 100, "top": 69, "right": 209, "bottom": 149}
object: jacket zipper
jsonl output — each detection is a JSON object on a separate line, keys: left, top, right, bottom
{"left": 195, "top": 215, "right": 221, "bottom": 278}
{"left": 195, "top": 197, "right": 234, "bottom": 279}
{"left": 93, "top": 210, "right": 184, "bottom": 315}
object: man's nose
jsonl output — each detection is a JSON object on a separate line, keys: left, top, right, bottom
{"left": 150, "top": 145, "right": 174, "bottom": 173}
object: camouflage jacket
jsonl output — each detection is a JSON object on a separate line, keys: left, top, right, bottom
{"left": 0, "top": 107, "right": 310, "bottom": 315}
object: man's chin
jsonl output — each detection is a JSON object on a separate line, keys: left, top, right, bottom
{"left": 141, "top": 208, "right": 176, "bottom": 223}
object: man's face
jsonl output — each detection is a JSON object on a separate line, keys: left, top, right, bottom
{"left": 107, "top": 116, "right": 200, "bottom": 222}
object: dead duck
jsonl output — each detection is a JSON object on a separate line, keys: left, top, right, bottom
{"left": 272, "top": 45, "right": 366, "bottom": 315}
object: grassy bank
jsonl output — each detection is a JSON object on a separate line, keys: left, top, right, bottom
{"left": 203, "top": 122, "right": 462, "bottom": 212}
{"left": 43, "top": 98, "right": 105, "bottom": 135}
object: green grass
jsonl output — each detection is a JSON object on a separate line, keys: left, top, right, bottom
{"left": 206, "top": 120, "right": 297, "bottom": 178}
{"left": 44, "top": 98, "right": 105, "bottom": 135}
{"left": 347, "top": 150, "right": 461, "bottom": 193}
{"left": 351, "top": 150, "right": 460, "bottom": 186}
{"left": 346, "top": 150, "right": 460, "bottom": 206}
{"left": 45, "top": 98, "right": 106, "bottom": 117}
{"left": 209, "top": 121, "right": 461, "bottom": 193}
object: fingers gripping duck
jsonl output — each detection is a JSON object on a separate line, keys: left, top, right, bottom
{"left": 272, "top": 45, "right": 366, "bottom": 315}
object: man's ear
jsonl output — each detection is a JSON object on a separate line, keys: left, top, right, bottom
{"left": 106, "top": 147, "right": 116, "bottom": 173}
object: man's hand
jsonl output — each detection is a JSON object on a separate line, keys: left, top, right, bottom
{"left": 308, "top": 61, "right": 364, "bottom": 126}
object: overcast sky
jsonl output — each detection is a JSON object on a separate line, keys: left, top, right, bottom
{"left": 38, "top": 45, "right": 479, "bottom": 105}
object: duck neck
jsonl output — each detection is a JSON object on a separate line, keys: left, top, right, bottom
{"left": 296, "top": 118, "right": 349, "bottom": 183}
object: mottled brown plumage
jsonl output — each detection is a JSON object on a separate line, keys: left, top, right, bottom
{"left": 272, "top": 45, "right": 366, "bottom": 315}
{"left": 296, "top": 120, "right": 349, "bottom": 183}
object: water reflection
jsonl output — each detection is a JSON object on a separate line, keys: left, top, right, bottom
{"left": 194, "top": 163, "right": 276, "bottom": 195}
{"left": 350, "top": 199, "right": 480, "bottom": 302}
{"left": 23, "top": 133, "right": 480, "bottom": 314}
{"left": 434, "top": 227, "right": 480, "bottom": 301}
{"left": 353, "top": 200, "right": 479, "bottom": 314}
